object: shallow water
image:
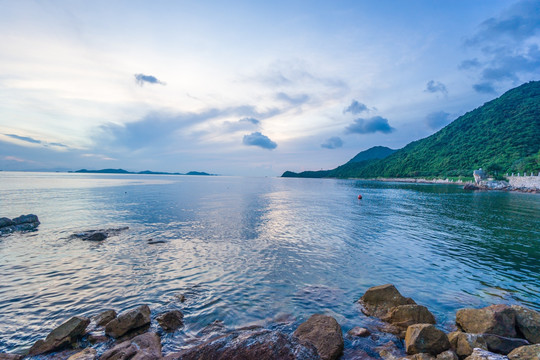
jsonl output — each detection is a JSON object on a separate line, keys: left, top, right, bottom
{"left": 0, "top": 172, "right": 539, "bottom": 354}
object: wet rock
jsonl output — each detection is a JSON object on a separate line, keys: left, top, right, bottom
{"left": 456, "top": 305, "right": 517, "bottom": 337}
{"left": 100, "top": 332, "right": 161, "bottom": 360}
{"left": 0, "top": 218, "right": 14, "bottom": 228}
{"left": 376, "top": 341, "right": 406, "bottom": 360}
{"left": 347, "top": 326, "right": 371, "bottom": 337}
{"left": 448, "top": 331, "right": 488, "bottom": 357}
{"left": 29, "top": 316, "right": 90, "bottom": 355}
{"left": 71, "top": 227, "right": 129, "bottom": 241}
{"left": 382, "top": 305, "right": 436, "bottom": 337}
{"left": 156, "top": 310, "right": 184, "bottom": 332}
{"left": 66, "top": 348, "right": 97, "bottom": 360}
{"left": 483, "top": 334, "right": 530, "bottom": 355}
{"left": 507, "top": 344, "right": 540, "bottom": 360}
{"left": 436, "top": 350, "right": 459, "bottom": 360}
{"left": 342, "top": 348, "right": 378, "bottom": 360}
{"left": 464, "top": 183, "right": 482, "bottom": 190}
{"left": 0, "top": 214, "right": 40, "bottom": 234}
{"left": 198, "top": 320, "right": 226, "bottom": 337}
{"left": 464, "top": 348, "right": 509, "bottom": 360}
{"left": 164, "top": 329, "right": 320, "bottom": 360}
{"left": 0, "top": 354, "right": 23, "bottom": 360}
{"left": 405, "top": 354, "right": 435, "bottom": 360}
{"left": 105, "top": 305, "right": 151, "bottom": 338}
{"left": 359, "top": 284, "right": 416, "bottom": 317}
{"left": 174, "top": 293, "right": 186, "bottom": 303}
{"left": 293, "top": 314, "right": 344, "bottom": 360}
{"left": 405, "top": 324, "right": 451, "bottom": 355}
{"left": 511, "top": 305, "right": 540, "bottom": 344}
{"left": 87, "top": 334, "right": 109, "bottom": 344}
{"left": 93, "top": 309, "right": 117, "bottom": 327}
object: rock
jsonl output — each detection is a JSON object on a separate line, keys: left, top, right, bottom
{"left": 87, "top": 334, "right": 109, "bottom": 344}
{"left": 405, "top": 324, "right": 451, "bottom": 355}
{"left": 0, "top": 214, "right": 40, "bottom": 234}
{"left": 101, "top": 332, "right": 161, "bottom": 360}
{"left": 376, "top": 341, "right": 406, "bottom": 360}
{"left": 448, "top": 331, "right": 488, "bottom": 357}
{"left": 464, "top": 348, "right": 509, "bottom": 360}
{"left": 164, "top": 329, "right": 320, "bottom": 360}
{"left": 342, "top": 348, "right": 378, "bottom": 360}
{"left": 29, "top": 316, "right": 90, "bottom": 355}
{"left": 456, "top": 305, "right": 517, "bottom": 338}
{"left": 383, "top": 305, "right": 436, "bottom": 336}
{"left": 86, "top": 232, "right": 108, "bottom": 241}
{"left": 12, "top": 214, "right": 39, "bottom": 225}
{"left": 406, "top": 354, "right": 435, "bottom": 360}
{"left": 71, "top": 227, "right": 129, "bottom": 241}
{"left": 464, "top": 183, "right": 482, "bottom": 190}
{"left": 156, "top": 310, "right": 184, "bottom": 332}
{"left": 66, "top": 348, "right": 97, "bottom": 360}
{"left": 347, "top": 326, "right": 371, "bottom": 337}
{"left": 508, "top": 344, "right": 540, "bottom": 360}
{"left": 293, "top": 314, "right": 344, "bottom": 360}
{"left": 174, "top": 293, "right": 186, "bottom": 302}
{"left": 483, "top": 334, "right": 530, "bottom": 355}
{"left": 511, "top": 305, "right": 540, "bottom": 344}
{"left": 0, "top": 354, "right": 23, "bottom": 360}
{"left": 93, "top": 309, "right": 117, "bottom": 327}
{"left": 436, "top": 350, "right": 459, "bottom": 360}
{"left": 105, "top": 305, "right": 151, "bottom": 338}
{"left": 0, "top": 218, "right": 14, "bottom": 228}
{"left": 359, "top": 284, "right": 416, "bottom": 317}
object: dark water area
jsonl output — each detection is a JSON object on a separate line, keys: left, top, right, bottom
{"left": 0, "top": 172, "right": 539, "bottom": 354}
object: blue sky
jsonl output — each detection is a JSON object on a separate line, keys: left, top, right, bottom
{"left": 0, "top": 0, "right": 539, "bottom": 176}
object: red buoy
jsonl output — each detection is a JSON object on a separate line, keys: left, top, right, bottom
{"left": 358, "top": 194, "right": 362, "bottom": 199}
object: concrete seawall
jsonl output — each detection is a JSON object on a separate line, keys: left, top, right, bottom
{"left": 507, "top": 175, "right": 540, "bottom": 190}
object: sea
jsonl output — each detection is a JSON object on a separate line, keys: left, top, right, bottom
{"left": 0, "top": 172, "right": 539, "bottom": 355}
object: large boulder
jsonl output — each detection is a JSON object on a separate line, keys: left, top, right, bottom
{"left": 464, "top": 349, "right": 509, "bottom": 360}
{"left": 0, "top": 218, "right": 14, "bottom": 228}
{"left": 100, "top": 332, "right": 161, "bottom": 360}
{"left": 508, "top": 344, "right": 540, "bottom": 360}
{"left": 511, "top": 305, "right": 540, "bottom": 344}
{"left": 383, "top": 304, "right": 436, "bottom": 336}
{"left": 28, "top": 316, "right": 90, "bottom": 355}
{"left": 164, "top": 329, "right": 320, "bottom": 360}
{"left": 93, "top": 309, "right": 117, "bottom": 327}
{"left": 0, "top": 214, "right": 40, "bottom": 234}
{"left": 156, "top": 310, "right": 184, "bottom": 332}
{"left": 405, "top": 324, "right": 451, "bottom": 355}
{"left": 436, "top": 350, "right": 459, "bottom": 360}
{"left": 456, "top": 305, "right": 517, "bottom": 337}
{"left": 448, "top": 331, "right": 488, "bottom": 357}
{"left": 66, "top": 348, "right": 97, "bottom": 360}
{"left": 293, "top": 314, "right": 344, "bottom": 360}
{"left": 359, "top": 284, "right": 416, "bottom": 317}
{"left": 105, "top": 305, "right": 151, "bottom": 338}
{"left": 483, "top": 334, "right": 530, "bottom": 355}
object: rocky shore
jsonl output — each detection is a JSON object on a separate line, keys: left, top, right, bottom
{"left": 463, "top": 181, "right": 538, "bottom": 193}
{"left": 0, "top": 214, "right": 40, "bottom": 235}
{"left": 1, "top": 284, "right": 538, "bottom": 360}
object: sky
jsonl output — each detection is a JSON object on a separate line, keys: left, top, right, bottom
{"left": 0, "top": 0, "right": 539, "bottom": 176}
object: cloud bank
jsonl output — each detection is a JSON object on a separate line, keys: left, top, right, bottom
{"left": 242, "top": 132, "right": 277, "bottom": 150}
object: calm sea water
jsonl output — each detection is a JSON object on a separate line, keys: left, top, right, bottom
{"left": 0, "top": 172, "right": 539, "bottom": 354}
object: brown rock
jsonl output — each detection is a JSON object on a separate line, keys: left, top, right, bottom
{"left": 448, "top": 331, "right": 488, "bottom": 357}
{"left": 164, "top": 329, "right": 320, "bottom": 360}
{"left": 0, "top": 354, "right": 23, "bottom": 360}
{"left": 293, "top": 314, "right": 344, "bottom": 360}
{"left": 347, "top": 327, "right": 371, "bottom": 337}
{"left": 87, "top": 334, "right": 109, "bottom": 344}
{"left": 436, "top": 350, "right": 458, "bottom": 360}
{"left": 67, "top": 348, "right": 97, "bottom": 360}
{"left": 383, "top": 305, "right": 436, "bottom": 336}
{"left": 508, "top": 344, "right": 540, "bottom": 360}
{"left": 405, "top": 324, "right": 451, "bottom": 355}
{"left": 359, "top": 284, "right": 416, "bottom": 317}
{"left": 406, "top": 354, "right": 435, "bottom": 360}
{"left": 100, "top": 332, "right": 161, "bottom": 360}
{"left": 105, "top": 305, "right": 151, "bottom": 338}
{"left": 456, "top": 305, "right": 516, "bottom": 337}
{"left": 156, "top": 310, "right": 184, "bottom": 332}
{"left": 93, "top": 310, "right": 117, "bottom": 327}
{"left": 511, "top": 305, "right": 540, "bottom": 344}
{"left": 29, "top": 316, "right": 90, "bottom": 355}
{"left": 342, "top": 348, "right": 378, "bottom": 360}
{"left": 464, "top": 348, "right": 509, "bottom": 360}
{"left": 483, "top": 334, "right": 530, "bottom": 355}
{"left": 376, "top": 341, "right": 406, "bottom": 360}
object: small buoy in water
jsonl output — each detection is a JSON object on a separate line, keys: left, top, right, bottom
{"left": 358, "top": 194, "right": 362, "bottom": 199}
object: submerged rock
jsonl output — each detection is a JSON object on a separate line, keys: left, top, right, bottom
{"left": 511, "top": 305, "right": 540, "bottom": 344}
{"left": 157, "top": 310, "right": 184, "bottom": 332}
{"left": 347, "top": 326, "right": 371, "bottom": 337}
{"left": 100, "top": 332, "right": 161, "bottom": 360}
{"left": 293, "top": 314, "right": 344, "bottom": 360}
{"left": 71, "top": 226, "right": 129, "bottom": 241}
{"left": 507, "top": 344, "right": 540, "bottom": 360}
{"left": 28, "top": 316, "right": 90, "bottom": 355}
{"left": 164, "top": 329, "right": 320, "bottom": 360}
{"left": 105, "top": 305, "right": 151, "bottom": 338}
{"left": 405, "top": 324, "right": 450, "bottom": 355}
{"left": 359, "top": 284, "right": 416, "bottom": 317}
{"left": 0, "top": 214, "right": 40, "bottom": 234}
{"left": 376, "top": 341, "right": 406, "bottom": 360}
{"left": 456, "top": 305, "right": 517, "bottom": 338}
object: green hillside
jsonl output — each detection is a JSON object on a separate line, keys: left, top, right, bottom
{"left": 282, "top": 81, "right": 540, "bottom": 179}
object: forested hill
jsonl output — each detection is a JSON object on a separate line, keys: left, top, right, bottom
{"left": 282, "top": 81, "right": 540, "bottom": 179}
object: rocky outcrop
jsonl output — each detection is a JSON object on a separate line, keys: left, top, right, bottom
{"left": 156, "top": 310, "right": 184, "bottom": 332}
{"left": 0, "top": 214, "right": 40, "bottom": 234}
{"left": 405, "top": 324, "right": 450, "bottom": 355}
{"left": 464, "top": 348, "right": 509, "bottom": 360}
{"left": 28, "top": 316, "right": 90, "bottom": 355}
{"left": 456, "top": 305, "right": 517, "bottom": 337}
{"left": 293, "top": 314, "right": 344, "bottom": 360}
{"left": 105, "top": 305, "right": 151, "bottom": 338}
{"left": 511, "top": 305, "right": 540, "bottom": 344}
{"left": 66, "top": 348, "right": 97, "bottom": 360}
{"left": 359, "top": 284, "right": 416, "bottom": 317}
{"left": 164, "top": 329, "right": 320, "bottom": 360}
{"left": 92, "top": 309, "right": 117, "bottom": 327}
{"left": 100, "top": 332, "right": 161, "bottom": 360}
{"left": 507, "top": 344, "right": 540, "bottom": 360}
{"left": 70, "top": 227, "right": 129, "bottom": 241}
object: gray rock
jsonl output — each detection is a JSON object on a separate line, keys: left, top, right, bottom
{"left": 405, "top": 354, "right": 435, "bottom": 360}
{"left": 0, "top": 354, "right": 23, "bottom": 360}
{"left": 405, "top": 324, "right": 450, "bottom": 355}
{"left": 511, "top": 305, "right": 540, "bottom": 344}
{"left": 359, "top": 284, "right": 416, "bottom": 318}
{"left": 293, "top": 314, "right": 344, "bottom": 360}
{"left": 456, "top": 305, "right": 517, "bottom": 338}
{"left": 483, "top": 334, "right": 530, "bottom": 355}
{"left": 66, "top": 348, "right": 97, "bottom": 360}
{"left": 376, "top": 341, "right": 406, "bottom": 360}
{"left": 105, "top": 305, "right": 151, "bottom": 338}
{"left": 93, "top": 309, "right": 117, "bottom": 327}
{"left": 0, "top": 217, "right": 14, "bottom": 228}
{"left": 507, "top": 344, "right": 540, "bottom": 360}
{"left": 28, "top": 316, "right": 90, "bottom": 355}
{"left": 100, "top": 332, "right": 161, "bottom": 360}
{"left": 71, "top": 227, "right": 128, "bottom": 241}
{"left": 156, "top": 310, "right": 184, "bottom": 332}
{"left": 0, "top": 214, "right": 39, "bottom": 234}
{"left": 464, "top": 348, "right": 509, "bottom": 360}
{"left": 12, "top": 214, "right": 39, "bottom": 225}
{"left": 436, "top": 350, "right": 459, "bottom": 360}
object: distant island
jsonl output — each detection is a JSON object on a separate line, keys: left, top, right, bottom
{"left": 72, "top": 169, "right": 214, "bottom": 176}
{"left": 283, "top": 81, "right": 540, "bottom": 179}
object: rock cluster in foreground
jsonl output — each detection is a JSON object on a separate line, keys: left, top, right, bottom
{"left": 2, "top": 284, "right": 539, "bottom": 360}
{"left": 0, "top": 214, "right": 40, "bottom": 235}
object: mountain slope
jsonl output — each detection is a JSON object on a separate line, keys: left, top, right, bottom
{"left": 282, "top": 81, "right": 540, "bottom": 178}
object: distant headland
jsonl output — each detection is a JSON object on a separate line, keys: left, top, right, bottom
{"left": 70, "top": 169, "right": 215, "bottom": 176}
